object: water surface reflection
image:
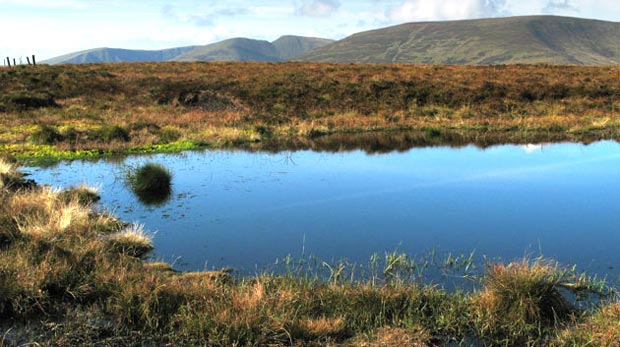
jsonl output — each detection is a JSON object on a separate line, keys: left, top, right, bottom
{"left": 24, "top": 141, "right": 620, "bottom": 280}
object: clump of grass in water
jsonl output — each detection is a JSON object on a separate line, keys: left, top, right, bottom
{"left": 125, "top": 163, "right": 172, "bottom": 205}
{"left": 470, "top": 258, "right": 578, "bottom": 346}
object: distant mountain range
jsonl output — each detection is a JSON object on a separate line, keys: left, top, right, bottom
{"left": 43, "top": 16, "right": 620, "bottom": 66}
{"left": 172, "top": 36, "right": 334, "bottom": 62}
{"left": 43, "top": 36, "right": 333, "bottom": 64}
{"left": 42, "top": 46, "right": 200, "bottom": 65}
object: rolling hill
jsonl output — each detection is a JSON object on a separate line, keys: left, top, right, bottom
{"left": 172, "top": 38, "right": 282, "bottom": 62}
{"left": 298, "top": 16, "right": 620, "bottom": 65}
{"left": 271, "top": 35, "right": 335, "bottom": 60}
{"left": 172, "top": 36, "right": 333, "bottom": 62}
{"left": 42, "top": 46, "right": 199, "bottom": 65}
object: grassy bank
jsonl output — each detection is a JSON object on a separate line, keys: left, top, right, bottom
{"left": 1, "top": 62, "right": 620, "bottom": 161}
{"left": 0, "top": 160, "right": 618, "bottom": 346}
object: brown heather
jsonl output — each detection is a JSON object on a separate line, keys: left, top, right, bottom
{"left": 1, "top": 62, "right": 620, "bottom": 159}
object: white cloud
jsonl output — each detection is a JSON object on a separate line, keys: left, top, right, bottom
{"left": 297, "top": 0, "right": 341, "bottom": 17}
{"left": 543, "top": 0, "right": 578, "bottom": 15}
{"left": 388, "top": 0, "right": 508, "bottom": 22}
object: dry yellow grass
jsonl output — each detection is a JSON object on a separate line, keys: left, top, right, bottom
{"left": 358, "top": 326, "right": 431, "bottom": 347}
{"left": 295, "top": 316, "right": 347, "bottom": 340}
{"left": 106, "top": 223, "right": 154, "bottom": 258}
{"left": 0, "top": 158, "right": 16, "bottom": 176}
{"left": 9, "top": 187, "right": 87, "bottom": 235}
{"left": 552, "top": 303, "right": 620, "bottom": 346}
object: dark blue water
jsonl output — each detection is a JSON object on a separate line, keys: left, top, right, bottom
{"left": 24, "top": 141, "right": 620, "bottom": 279}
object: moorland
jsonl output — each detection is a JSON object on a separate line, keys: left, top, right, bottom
{"left": 2, "top": 62, "right": 620, "bottom": 162}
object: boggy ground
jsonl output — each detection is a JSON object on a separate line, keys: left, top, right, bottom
{"left": 1, "top": 62, "right": 620, "bottom": 161}
{"left": 0, "top": 160, "right": 619, "bottom": 346}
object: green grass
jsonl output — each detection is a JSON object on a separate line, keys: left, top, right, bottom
{"left": 125, "top": 163, "right": 172, "bottom": 205}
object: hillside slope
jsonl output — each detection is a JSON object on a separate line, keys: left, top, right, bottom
{"left": 298, "top": 16, "right": 620, "bottom": 65}
{"left": 42, "top": 46, "right": 198, "bottom": 64}
{"left": 172, "top": 38, "right": 282, "bottom": 62}
{"left": 272, "top": 35, "right": 335, "bottom": 60}
{"left": 173, "top": 36, "right": 334, "bottom": 62}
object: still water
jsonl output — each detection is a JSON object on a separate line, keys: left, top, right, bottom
{"left": 24, "top": 141, "right": 620, "bottom": 277}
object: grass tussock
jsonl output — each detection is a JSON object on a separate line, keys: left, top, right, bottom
{"left": 0, "top": 165, "right": 617, "bottom": 346}
{"left": 10, "top": 187, "right": 91, "bottom": 236}
{"left": 0, "top": 158, "right": 16, "bottom": 176}
{"left": 106, "top": 223, "right": 154, "bottom": 258}
{"left": 125, "top": 163, "right": 172, "bottom": 205}
{"left": 0, "top": 158, "right": 35, "bottom": 191}
{"left": 471, "top": 258, "right": 577, "bottom": 346}
{"left": 60, "top": 183, "right": 101, "bottom": 205}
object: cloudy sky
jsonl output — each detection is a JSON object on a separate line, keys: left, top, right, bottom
{"left": 1, "top": 0, "right": 619, "bottom": 60}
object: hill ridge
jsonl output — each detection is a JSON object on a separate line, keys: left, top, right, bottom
{"left": 298, "top": 15, "right": 620, "bottom": 65}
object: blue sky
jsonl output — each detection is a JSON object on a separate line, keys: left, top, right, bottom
{"left": 1, "top": 0, "right": 619, "bottom": 60}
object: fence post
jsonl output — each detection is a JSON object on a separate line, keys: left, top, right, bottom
{"left": 6, "top": 57, "right": 10, "bottom": 67}
{"left": 32, "top": 55, "right": 36, "bottom": 66}
{"left": 26, "top": 56, "right": 31, "bottom": 65}
{"left": 13, "top": 58, "right": 16, "bottom": 66}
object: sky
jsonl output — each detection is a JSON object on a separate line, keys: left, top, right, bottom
{"left": 1, "top": 0, "right": 620, "bottom": 61}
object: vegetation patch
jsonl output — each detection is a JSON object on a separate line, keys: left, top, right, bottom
{"left": 471, "top": 259, "right": 577, "bottom": 345}
{"left": 0, "top": 158, "right": 36, "bottom": 192}
{"left": 175, "top": 90, "right": 246, "bottom": 112}
{"left": 125, "top": 163, "right": 172, "bottom": 205}
{"left": 2, "top": 63, "right": 620, "bottom": 160}
{"left": 30, "top": 125, "right": 65, "bottom": 145}
{"left": 106, "top": 224, "right": 154, "bottom": 258}
{"left": 60, "top": 184, "right": 101, "bottom": 205}
{"left": 1, "top": 92, "right": 58, "bottom": 110}
{"left": 94, "top": 125, "right": 130, "bottom": 142}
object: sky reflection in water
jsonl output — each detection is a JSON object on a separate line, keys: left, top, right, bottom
{"left": 24, "top": 141, "right": 620, "bottom": 279}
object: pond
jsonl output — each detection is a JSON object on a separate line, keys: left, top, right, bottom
{"left": 23, "top": 141, "right": 620, "bottom": 280}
